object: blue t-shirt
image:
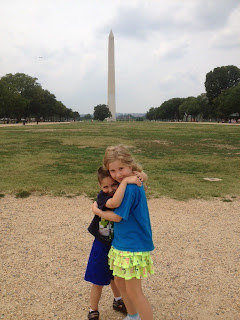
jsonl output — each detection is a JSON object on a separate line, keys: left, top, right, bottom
{"left": 112, "top": 184, "right": 154, "bottom": 252}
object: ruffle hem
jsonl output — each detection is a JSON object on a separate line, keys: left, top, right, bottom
{"left": 108, "top": 247, "right": 154, "bottom": 280}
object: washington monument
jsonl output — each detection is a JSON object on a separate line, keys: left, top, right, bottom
{"left": 107, "top": 30, "right": 116, "bottom": 120}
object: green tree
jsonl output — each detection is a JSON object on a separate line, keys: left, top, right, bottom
{"left": 55, "top": 101, "right": 67, "bottom": 121}
{"left": 64, "top": 107, "right": 72, "bottom": 121}
{"left": 196, "top": 93, "right": 210, "bottom": 119}
{"left": 205, "top": 65, "right": 240, "bottom": 105}
{"left": 0, "top": 73, "right": 41, "bottom": 121}
{"left": 213, "top": 84, "right": 240, "bottom": 121}
{"left": 158, "top": 98, "right": 185, "bottom": 120}
{"left": 83, "top": 114, "right": 93, "bottom": 120}
{"left": 0, "top": 77, "right": 29, "bottom": 121}
{"left": 1, "top": 73, "right": 40, "bottom": 96}
{"left": 72, "top": 111, "right": 80, "bottom": 121}
{"left": 146, "top": 107, "right": 157, "bottom": 120}
{"left": 0, "top": 72, "right": 80, "bottom": 122}
{"left": 179, "top": 97, "right": 201, "bottom": 121}
{"left": 25, "top": 85, "right": 45, "bottom": 121}
{"left": 41, "top": 90, "right": 57, "bottom": 120}
{"left": 0, "top": 79, "right": 14, "bottom": 119}
{"left": 93, "top": 104, "right": 111, "bottom": 121}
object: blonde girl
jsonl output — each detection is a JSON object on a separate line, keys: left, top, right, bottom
{"left": 92, "top": 144, "right": 154, "bottom": 320}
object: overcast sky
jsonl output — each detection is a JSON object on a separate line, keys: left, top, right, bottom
{"left": 1, "top": 0, "right": 240, "bottom": 115}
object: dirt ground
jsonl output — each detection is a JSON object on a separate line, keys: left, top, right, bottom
{"left": 0, "top": 195, "right": 239, "bottom": 320}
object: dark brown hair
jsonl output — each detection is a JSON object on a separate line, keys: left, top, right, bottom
{"left": 97, "top": 166, "right": 111, "bottom": 183}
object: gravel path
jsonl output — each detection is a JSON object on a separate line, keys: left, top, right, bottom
{"left": 0, "top": 195, "right": 239, "bottom": 320}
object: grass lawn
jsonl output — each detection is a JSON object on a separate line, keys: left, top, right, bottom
{"left": 0, "top": 121, "right": 239, "bottom": 200}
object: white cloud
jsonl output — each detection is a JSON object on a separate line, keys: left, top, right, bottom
{"left": 154, "top": 38, "right": 190, "bottom": 60}
{"left": 211, "top": 5, "right": 240, "bottom": 48}
{"left": 0, "top": 0, "right": 240, "bottom": 114}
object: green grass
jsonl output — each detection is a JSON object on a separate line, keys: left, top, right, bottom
{"left": 0, "top": 121, "right": 239, "bottom": 200}
{"left": 15, "top": 190, "right": 31, "bottom": 198}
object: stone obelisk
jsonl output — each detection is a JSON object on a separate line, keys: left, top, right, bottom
{"left": 107, "top": 30, "right": 116, "bottom": 120}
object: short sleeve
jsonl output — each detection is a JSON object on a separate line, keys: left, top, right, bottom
{"left": 114, "top": 185, "right": 135, "bottom": 220}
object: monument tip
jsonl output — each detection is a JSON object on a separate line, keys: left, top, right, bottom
{"left": 109, "top": 30, "right": 114, "bottom": 37}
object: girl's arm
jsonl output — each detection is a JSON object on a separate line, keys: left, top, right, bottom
{"left": 105, "top": 176, "right": 142, "bottom": 209}
{"left": 133, "top": 170, "right": 148, "bottom": 182}
{"left": 133, "top": 170, "right": 148, "bottom": 190}
{"left": 92, "top": 201, "right": 122, "bottom": 222}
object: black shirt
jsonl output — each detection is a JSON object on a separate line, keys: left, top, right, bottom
{"left": 88, "top": 190, "right": 113, "bottom": 246}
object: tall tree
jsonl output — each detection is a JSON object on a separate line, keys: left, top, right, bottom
{"left": 179, "top": 97, "right": 201, "bottom": 121}
{"left": 205, "top": 65, "right": 240, "bottom": 104}
{"left": 55, "top": 101, "right": 67, "bottom": 121}
{"left": 156, "top": 98, "right": 185, "bottom": 120}
{"left": 196, "top": 93, "right": 210, "bottom": 119}
{"left": 0, "top": 73, "right": 41, "bottom": 121}
{"left": 213, "top": 84, "right": 240, "bottom": 121}
{"left": 1, "top": 73, "right": 40, "bottom": 96}
{"left": 72, "top": 111, "right": 80, "bottom": 121}
{"left": 0, "top": 77, "right": 29, "bottom": 121}
{"left": 0, "top": 80, "right": 13, "bottom": 119}
{"left": 146, "top": 107, "right": 157, "bottom": 120}
{"left": 25, "top": 85, "right": 45, "bottom": 121}
{"left": 0, "top": 72, "right": 79, "bottom": 122}
{"left": 93, "top": 104, "right": 111, "bottom": 121}
{"left": 40, "top": 90, "right": 57, "bottom": 120}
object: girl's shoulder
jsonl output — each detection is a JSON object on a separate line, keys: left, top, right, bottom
{"left": 126, "top": 184, "right": 144, "bottom": 195}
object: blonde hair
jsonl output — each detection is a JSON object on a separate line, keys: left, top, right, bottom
{"left": 103, "top": 144, "right": 142, "bottom": 172}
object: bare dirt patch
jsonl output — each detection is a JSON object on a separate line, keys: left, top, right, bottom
{"left": 0, "top": 195, "right": 239, "bottom": 320}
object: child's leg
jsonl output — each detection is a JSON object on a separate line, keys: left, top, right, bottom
{"left": 110, "top": 279, "right": 127, "bottom": 314}
{"left": 125, "top": 278, "right": 153, "bottom": 320}
{"left": 114, "top": 276, "right": 137, "bottom": 316}
{"left": 90, "top": 284, "right": 103, "bottom": 311}
{"left": 110, "top": 279, "right": 121, "bottom": 297}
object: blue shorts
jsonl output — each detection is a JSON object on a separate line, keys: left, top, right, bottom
{"left": 84, "top": 238, "right": 113, "bottom": 286}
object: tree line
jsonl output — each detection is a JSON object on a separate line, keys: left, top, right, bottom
{"left": 146, "top": 65, "right": 240, "bottom": 122}
{"left": 2, "top": 66, "right": 239, "bottom": 123}
{"left": 0, "top": 73, "right": 80, "bottom": 123}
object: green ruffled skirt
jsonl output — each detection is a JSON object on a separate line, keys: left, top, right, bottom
{"left": 108, "top": 247, "right": 154, "bottom": 280}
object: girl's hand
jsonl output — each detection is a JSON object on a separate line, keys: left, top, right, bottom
{"left": 124, "top": 175, "right": 142, "bottom": 186}
{"left": 133, "top": 170, "right": 148, "bottom": 182}
{"left": 92, "top": 201, "right": 98, "bottom": 214}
